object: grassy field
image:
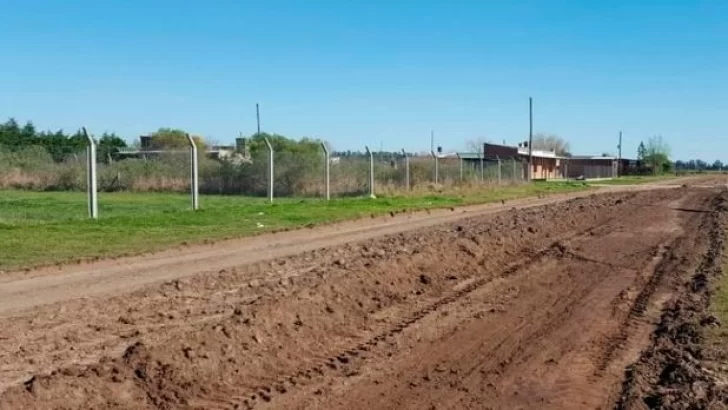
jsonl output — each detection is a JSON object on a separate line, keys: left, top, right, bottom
{"left": 0, "top": 182, "right": 589, "bottom": 270}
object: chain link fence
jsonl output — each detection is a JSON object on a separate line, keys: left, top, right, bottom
{"left": 1, "top": 143, "right": 530, "bottom": 199}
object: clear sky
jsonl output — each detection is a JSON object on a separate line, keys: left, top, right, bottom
{"left": 1, "top": 0, "right": 726, "bottom": 159}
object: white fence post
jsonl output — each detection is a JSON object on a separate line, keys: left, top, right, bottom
{"left": 497, "top": 157, "right": 502, "bottom": 185}
{"left": 457, "top": 153, "right": 463, "bottom": 181}
{"left": 321, "top": 142, "right": 330, "bottom": 201}
{"left": 402, "top": 149, "right": 410, "bottom": 191}
{"left": 264, "top": 138, "right": 274, "bottom": 203}
{"left": 479, "top": 149, "right": 485, "bottom": 184}
{"left": 365, "top": 146, "right": 374, "bottom": 198}
{"left": 82, "top": 127, "right": 98, "bottom": 219}
{"left": 185, "top": 133, "right": 199, "bottom": 210}
{"left": 431, "top": 150, "right": 439, "bottom": 184}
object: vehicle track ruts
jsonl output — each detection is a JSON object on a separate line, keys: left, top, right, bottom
{"left": 0, "top": 185, "right": 721, "bottom": 410}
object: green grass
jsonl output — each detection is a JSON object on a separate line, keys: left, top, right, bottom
{"left": 584, "top": 175, "right": 677, "bottom": 185}
{"left": 0, "top": 182, "right": 589, "bottom": 270}
{"left": 711, "top": 239, "right": 728, "bottom": 332}
{"left": 706, "top": 238, "right": 728, "bottom": 374}
{"left": 712, "top": 270, "right": 728, "bottom": 326}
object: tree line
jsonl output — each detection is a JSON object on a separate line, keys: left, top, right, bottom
{"left": 0, "top": 118, "right": 127, "bottom": 163}
{"left": 674, "top": 159, "right": 725, "bottom": 171}
{"left": 6, "top": 117, "right": 716, "bottom": 175}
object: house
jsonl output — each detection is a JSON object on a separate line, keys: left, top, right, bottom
{"left": 483, "top": 143, "right": 561, "bottom": 180}
{"left": 482, "top": 142, "right": 618, "bottom": 180}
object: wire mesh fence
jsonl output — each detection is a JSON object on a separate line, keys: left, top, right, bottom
{"left": 0, "top": 144, "right": 532, "bottom": 198}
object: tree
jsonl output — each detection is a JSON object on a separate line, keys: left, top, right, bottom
{"left": 637, "top": 142, "right": 646, "bottom": 161}
{"left": 532, "top": 133, "right": 570, "bottom": 156}
{"left": 713, "top": 160, "right": 724, "bottom": 171}
{"left": 98, "top": 132, "right": 128, "bottom": 163}
{"left": 644, "top": 135, "right": 671, "bottom": 174}
{"left": 0, "top": 118, "right": 88, "bottom": 162}
{"left": 149, "top": 128, "right": 205, "bottom": 150}
{"left": 465, "top": 138, "right": 489, "bottom": 153}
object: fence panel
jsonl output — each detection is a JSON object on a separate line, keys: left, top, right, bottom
{"left": 438, "top": 157, "right": 461, "bottom": 186}
{"left": 329, "top": 156, "right": 369, "bottom": 197}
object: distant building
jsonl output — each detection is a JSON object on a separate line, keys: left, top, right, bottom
{"left": 117, "top": 136, "right": 252, "bottom": 164}
{"left": 482, "top": 142, "right": 617, "bottom": 180}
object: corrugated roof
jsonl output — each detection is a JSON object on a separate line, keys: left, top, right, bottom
{"left": 569, "top": 155, "right": 616, "bottom": 160}
{"left": 456, "top": 152, "right": 482, "bottom": 159}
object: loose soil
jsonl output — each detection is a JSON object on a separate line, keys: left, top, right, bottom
{"left": 0, "top": 179, "right": 727, "bottom": 409}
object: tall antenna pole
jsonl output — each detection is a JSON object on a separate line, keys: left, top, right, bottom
{"left": 256, "top": 103, "right": 261, "bottom": 136}
{"left": 618, "top": 131, "right": 623, "bottom": 177}
{"left": 431, "top": 130, "right": 434, "bottom": 153}
{"left": 528, "top": 97, "right": 533, "bottom": 182}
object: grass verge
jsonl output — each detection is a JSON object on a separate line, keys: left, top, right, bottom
{"left": 708, "top": 238, "right": 728, "bottom": 370}
{"left": 585, "top": 175, "right": 677, "bottom": 185}
{"left": 0, "top": 182, "right": 589, "bottom": 270}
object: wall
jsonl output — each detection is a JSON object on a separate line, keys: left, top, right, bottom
{"left": 529, "top": 156, "right": 562, "bottom": 180}
{"left": 566, "top": 159, "right": 617, "bottom": 179}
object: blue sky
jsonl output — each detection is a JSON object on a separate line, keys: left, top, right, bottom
{"left": 1, "top": 0, "right": 726, "bottom": 159}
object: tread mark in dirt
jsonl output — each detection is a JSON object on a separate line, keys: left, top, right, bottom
{"left": 615, "top": 192, "right": 728, "bottom": 409}
{"left": 218, "top": 240, "right": 604, "bottom": 410}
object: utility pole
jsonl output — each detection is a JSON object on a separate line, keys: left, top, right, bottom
{"left": 528, "top": 97, "right": 533, "bottom": 182}
{"left": 256, "top": 103, "right": 261, "bottom": 136}
{"left": 618, "top": 131, "right": 623, "bottom": 177}
{"left": 431, "top": 130, "right": 434, "bottom": 154}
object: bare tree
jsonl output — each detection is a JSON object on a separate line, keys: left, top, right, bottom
{"left": 645, "top": 135, "right": 671, "bottom": 174}
{"left": 465, "top": 138, "right": 489, "bottom": 153}
{"left": 532, "top": 133, "right": 570, "bottom": 156}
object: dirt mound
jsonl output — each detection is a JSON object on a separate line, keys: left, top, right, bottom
{"left": 615, "top": 193, "right": 728, "bottom": 410}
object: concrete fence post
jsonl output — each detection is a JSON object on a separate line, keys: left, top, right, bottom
{"left": 457, "top": 153, "right": 463, "bottom": 182}
{"left": 513, "top": 159, "right": 517, "bottom": 181}
{"left": 82, "top": 127, "right": 98, "bottom": 219}
{"left": 264, "top": 138, "right": 274, "bottom": 203}
{"left": 185, "top": 134, "right": 200, "bottom": 210}
{"left": 321, "top": 142, "right": 330, "bottom": 200}
{"left": 185, "top": 134, "right": 200, "bottom": 211}
{"left": 497, "top": 156, "right": 502, "bottom": 185}
{"left": 365, "top": 146, "right": 374, "bottom": 197}
{"left": 431, "top": 151, "right": 439, "bottom": 184}
{"left": 479, "top": 150, "right": 485, "bottom": 184}
{"left": 402, "top": 149, "right": 410, "bottom": 190}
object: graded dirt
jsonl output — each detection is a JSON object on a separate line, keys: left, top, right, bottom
{"left": 1, "top": 179, "right": 728, "bottom": 409}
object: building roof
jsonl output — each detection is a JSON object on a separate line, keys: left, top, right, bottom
{"left": 516, "top": 146, "right": 559, "bottom": 158}
{"left": 482, "top": 142, "right": 558, "bottom": 160}
{"left": 456, "top": 152, "right": 482, "bottom": 160}
{"left": 568, "top": 155, "right": 616, "bottom": 160}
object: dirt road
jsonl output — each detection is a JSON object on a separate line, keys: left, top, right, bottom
{"left": 0, "top": 184, "right": 675, "bottom": 317}
{"left": 0, "top": 178, "right": 726, "bottom": 409}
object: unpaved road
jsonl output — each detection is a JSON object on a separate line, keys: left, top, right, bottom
{"left": 0, "top": 183, "right": 681, "bottom": 317}
{"left": 1, "top": 177, "right": 727, "bottom": 409}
